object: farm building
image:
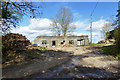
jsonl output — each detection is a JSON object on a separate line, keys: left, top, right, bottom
{"left": 33, "top": 36, "right": 89, "bottom": 47}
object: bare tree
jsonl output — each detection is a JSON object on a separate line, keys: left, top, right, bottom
{"left": 51, "top": 17, "right": 61, "bottom": 36}
{"left": 101, "top": 22, "right": 112, "bottom": 40}
{"left": 51, "top": 8, "right": 76, "bottom": 36}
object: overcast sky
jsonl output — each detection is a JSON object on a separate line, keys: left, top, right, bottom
{"left": 11, "top": 2, "right": 118, "bottom": 43}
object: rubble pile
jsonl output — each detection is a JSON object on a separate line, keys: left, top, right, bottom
{"left": 2, "top": 33, "right": 31, "bottom": 52}
{"left": 26, "top": 45, "right": 41, "bottom": 49}
{"left": 98, "top": 39, "right": 115, "bottom": 44}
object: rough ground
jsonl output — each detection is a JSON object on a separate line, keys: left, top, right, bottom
{"left": 2, "top": 50, "right": 71, "bottom": 78}
{"left": 30, "top": 46, "right": 119, "bottom": 78}
{"left": 2, "top": 46, "right": 119, "bottom": 78}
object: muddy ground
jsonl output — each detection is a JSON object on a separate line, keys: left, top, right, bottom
{"left": 30, "top": 46, "right": 119, "bottom": 78}
{"left": 2, "top": 50, "right": 71, "bottom": 78}
{"left": 2, "top": 46, "right": 119, "bottom": 79}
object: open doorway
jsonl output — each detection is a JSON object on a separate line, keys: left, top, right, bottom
{"left": 77, "top": 39, "right": 85, "bottom": 46}
{"left": 52, "top": 41, "right": 56, "bottom": 46}
{"left": 77, "top": 40, "right": 81, "bottom": 46}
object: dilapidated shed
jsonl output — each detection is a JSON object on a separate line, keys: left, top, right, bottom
{"left": 33, "top": 36, "right": 89, "bottom": 47}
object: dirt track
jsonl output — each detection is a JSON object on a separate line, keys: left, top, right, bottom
{"left": 31, "top": 47, "right": 119, "bottom": 78}
{"left": 2, "top": 50, "right": 71, "bottom": 78}
{"left": 2, "top": 46, "right": 119, "bottom": 78}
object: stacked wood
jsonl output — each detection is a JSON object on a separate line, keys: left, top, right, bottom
{"left": 2, "top": 33, "right": 30, "bottom": 53}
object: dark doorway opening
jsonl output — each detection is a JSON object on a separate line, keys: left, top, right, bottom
{"left": 52, "top": 41, "right": 56, "bottom": 46}
{"left": 77, "top": 39, "right": 85, "bottom": 46}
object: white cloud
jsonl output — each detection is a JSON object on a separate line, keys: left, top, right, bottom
{"left": 67, "top": 32, "right": 88, "bottom": 36}
{"left": 91, "top": 32, "right": 104, "bottom": 43}
{"left": 79, "top": 19, "right": 111, "bottom": 43}
{"left": 68, "top": 31, "right": 103, "bottom": 43}
{"left": 29, "top": 18, "right": 52, "bottom": 30}
{"left": 11, "top": 18, "right": 107, "bottom": 43}
{"left": 85, "top": 19, "right": 110, "bottom": 31}
{"left": 73, "top": 21, "right": 89, "bottom": 28}
{"left": 11, "top": 18, "right": 90, "bottom": 42}
{"left": 11, "top": 18, "right": 53, "bottom": 42}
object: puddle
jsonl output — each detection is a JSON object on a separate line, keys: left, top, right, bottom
{"left": 76, "top": 70, "right": 112, "bottom": 78}
{"left": 85, "top": 53, "right": 97, "bottom": 56}
{"left": 72, "top": 60, "right": 80, "bottom": 65}
{"left": 33, "top": 54, "right": 115, "bottom": 78}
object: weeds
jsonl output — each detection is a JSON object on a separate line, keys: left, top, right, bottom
{"left": 101, "top": 45, "right": 120, "bottom": 60}
{"left": 39, "top": 47, "right": 46, "bottom": 51}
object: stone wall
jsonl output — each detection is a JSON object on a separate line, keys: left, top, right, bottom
{"left": 33, "top": 36, "right": 89, "bottom": 47}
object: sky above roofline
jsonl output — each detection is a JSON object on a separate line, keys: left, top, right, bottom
{"left": 11, "top": 2, "right": 118, "bottom": 43}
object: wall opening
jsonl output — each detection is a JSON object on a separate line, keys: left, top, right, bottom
{"left": 52, "top": 41, "right": 56, "bottom": 46}
{"left": 69, "top": 40, "right": 74, "bottom": 44}
{"left": 60, "top": 40, "right": 65, "bottom": 44}
{"left": 42, "top": 40, "right": 47, "bottom": 47}
{"left": 42, "top": 40, "right": 47, "bottom": 44}
{"left": 77, "top": 39, "right": 85, "bottom": 46}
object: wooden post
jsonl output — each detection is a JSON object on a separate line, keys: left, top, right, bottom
{"left": 90, "top": 15, "right": 92, "bottom": 46}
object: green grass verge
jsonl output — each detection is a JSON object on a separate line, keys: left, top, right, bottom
{"left": 101, "top": 45, "right": 120, "bottom": 60}
{"left": 38, "top": 47, "right": 47, "bottom": 51}
{"left": 86, "top": 43, "right": 107, "bottom": 47}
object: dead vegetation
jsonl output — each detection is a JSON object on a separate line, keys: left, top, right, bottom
{"left": 2, "top": 33, "right": 46, "bottom": 67}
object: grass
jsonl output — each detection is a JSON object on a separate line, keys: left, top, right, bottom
{"left": 38, "top": 47, "right": 47, "bottom": 51}
{"left": 101, "top": 45, "right": 120, "bottom": 60}
{"left": 101, "top": 46, "right": 112, "bottom": 55}
{"left": 85, "top": 43, "right": 107, "bottom": 47}
{"left": 86, "top": 41, "right": 120, "bottom": 60}
{"left": 116, "top": 54, "right": 120, "bottom": 60}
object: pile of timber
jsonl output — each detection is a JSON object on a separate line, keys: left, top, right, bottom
{"left": 2, "top": 33, "right": 31, "bottom": 51}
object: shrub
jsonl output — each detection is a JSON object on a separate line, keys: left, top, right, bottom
{"left": 114, "top": 26, "right": 120, "bottom": 53}
{"left": 101, "top": 46, "right": 112, "bottom": 55}
{"left": 101, "top": 45, "right": 120, "bottom": 59}
{"left": 39, "top": 47, "right": 46, "bottom": 51}
{"left": 116, "top": 54, "right": 120, "bottom": 60}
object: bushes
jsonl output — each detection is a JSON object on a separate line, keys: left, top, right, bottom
{"left": 114, "top": 26, "right": 120, "bottom": 54}
{"left": 101, "top": 45, "right": 120, "bottom": 59}
{"left": 39, "top": 47, "right": 46, "bottom": 51}
{"left": 101, "top": 46, "right": 113, "bottom": 55}
{"left": 101, "top": 26, "right": 120, "bottom": 60}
